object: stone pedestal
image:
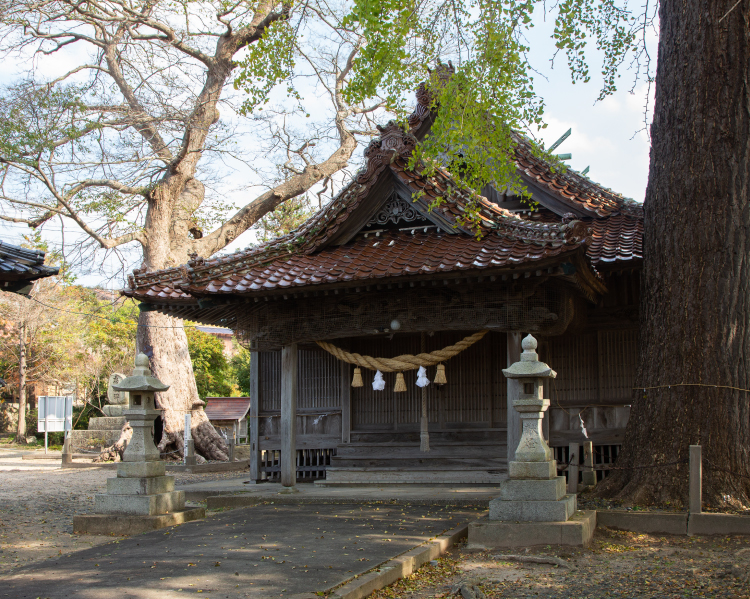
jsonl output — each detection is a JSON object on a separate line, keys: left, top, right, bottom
{"left": 102, "top": 405, "right": 126, "bottom": 417}
{"left": 66, "top": 416, "right": 127, "bottom": 456}
{"left": 468, "top": 334, "right": 594, "bottom": 548}
{"left": 74, "top": 354, "right": 204, "bottom": 535}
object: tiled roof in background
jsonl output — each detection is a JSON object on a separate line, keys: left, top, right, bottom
{"left": 204, "top": 397, "right": 251, "bottom": 421}
{"left": 588, "top": 214, "right": 643, "bottom": 264}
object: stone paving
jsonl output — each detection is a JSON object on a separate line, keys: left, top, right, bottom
{"left": 0, "top": 449, "right": 277, "bottom": 576}
{"left": 0, "top": 448, "right": 488, "bottom": 598}
{"left": 5, "top": 502, "right": 484, "bottom": 598}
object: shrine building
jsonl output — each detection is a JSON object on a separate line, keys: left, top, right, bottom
{"left": 124, "top": 87, "right": 643, "bottom": 486}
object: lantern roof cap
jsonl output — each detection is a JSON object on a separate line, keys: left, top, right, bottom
{"left": 502, "top": 334, "right": 557, "bottom": 379}
{"left": 112, "top": 353, "right": 170, "bottom": 392}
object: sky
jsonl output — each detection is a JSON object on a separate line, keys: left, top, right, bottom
{"left": 0, "top": 4, "right": 658, "bottom": 288}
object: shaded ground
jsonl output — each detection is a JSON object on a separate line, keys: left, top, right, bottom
{"left": 0, "top": 449, "right": 254, "bottom": 575}
{"left": 368, "top": 528, "right": 750, "bottom": 599}
{"left": 4, "top": 502, "right": 483, "bottom": 599}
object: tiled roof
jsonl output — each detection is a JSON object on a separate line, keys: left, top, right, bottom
{"left": 0, "top": 241, "right": 59, "bottom": 295}
{"left": 126, "top": 122, "right": 599, "bottom": 303}
{"left": 588, "top": 214, "right": 643, "bottom": 264}
{"left": 204, "top": 397, "right": 251, "bottom": 421}
{"left": 188, "top": 229, "right": 585, "bottom": 297}
{"left": 513, "top": 136, "right": 642, "bottom": 218}
{"left": 125, "top": 113, "right": 641, "bottom": 307}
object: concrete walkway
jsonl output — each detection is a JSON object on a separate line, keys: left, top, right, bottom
{"left": 5, "top": 500, "right": 485, "bottom": 599}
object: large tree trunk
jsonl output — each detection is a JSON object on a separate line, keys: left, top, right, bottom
{"left": 137, "top": 310, "right": 228, "bottom": 461}
{"left": 599, "top": 0, "right": 750, "bottom": 507}
{"left": 15, "top": 323, "right": 27, "bottom": 443}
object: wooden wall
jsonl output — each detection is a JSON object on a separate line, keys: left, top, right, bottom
{"left": 348, "top": 331, "right": 507, "bottom": 431}
{"left": 541, "top": 329, "right": 636, "bottom": 447}
{"left": 249, "top": 270, "right": 640, "bottom": 480}
{"left": 257, "top": 347, "right": 342, "bottom": 480}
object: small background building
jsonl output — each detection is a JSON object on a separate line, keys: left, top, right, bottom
{"left": 204, "top": 397, "right": 251, "bottom": 443}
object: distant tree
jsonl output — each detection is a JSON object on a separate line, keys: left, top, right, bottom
{"left": 0, "top": 280, "right": 79, "bottom": 442}
{"left": 186, "top": 328, "right": 236, "bottom": 399}
{"left": 230, "top": 349, "right": 253, "bottom": 397}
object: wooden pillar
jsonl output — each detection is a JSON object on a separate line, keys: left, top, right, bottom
{"left": 506, "top": 332, "right": 522, "bottom": 462}
{"left": 280, "top": 343, "right": 298, "bottom": 487}
{"left": 248, "top": 351, "right": 261, "bottom": 481}
{"left": 341, "top": 361, "right": 351, "bottom": 443}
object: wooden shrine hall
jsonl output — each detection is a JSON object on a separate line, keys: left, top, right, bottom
{"left": 125, "top": 89, "right": 643, "bottom": 486}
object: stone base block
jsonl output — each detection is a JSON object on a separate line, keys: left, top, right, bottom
{"left": 68, "top": 429, "right": 122, "bottom": 448}
{"left": 497, "top": 476, "right": 566, "bottom": 502}
{"left": 688, "top": 513, "right": 750, "bottom": 536}
{"left": 89, "top": 416, "right": 127, "bottom": 430}
{"left": 117, "top": 460, "right": 165, "bottom": 478}
{"left": 102, "top": 406, "right": 127, "bottom": 417}
{"left": 95, "top": 490, "right": 185, "bottom": 516}
{"left": 73, "top": 507, "right": 205, "bottom": 535}
{"left": 468, "top": 511, "right": 596, "bottom": 549}
{"left": 107, "top": 475, "right": 175, "bottom": 496}
{"left": 509, "top": 460, "right": 558, "bottom": 480}
{"left": 598, "top": 510, "right": 688, "bottom": 535}
{"left": 581, "top": 471, "right": 597, "bottom": 486}
{"left": 489, "top": 493, "right": 576, "bottom": 522}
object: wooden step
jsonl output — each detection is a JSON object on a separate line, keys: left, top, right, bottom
{"left": 331, "top": 457, "right": 507, "bottom": 469}
{"left": 318, "top": 466, "right": 508, "bottom": 485}
{"left": 350, "top": 429, "right": 506, "bottom": 444}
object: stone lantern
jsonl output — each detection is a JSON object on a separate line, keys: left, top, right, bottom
{"left": 502, "top": 334, "right": 556, "bottom": 478}
{"left": 467, "top": 334, "right": 595, "bottom": 548}
{"left": 114, "top": 353, "right": 167, "bottom": 466}
{"left": 73, "top": 353, "right": 205, "bottom": 535}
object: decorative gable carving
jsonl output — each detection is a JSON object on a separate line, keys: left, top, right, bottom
{"left": 367, "top": 196, "right": 424, "bottom": 227}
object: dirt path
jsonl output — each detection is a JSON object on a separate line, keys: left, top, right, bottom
{"left": 368, "top": 529, "right": 750, "bottom": 599}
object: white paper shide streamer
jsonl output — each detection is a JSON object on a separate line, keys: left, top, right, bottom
{"left": 372, "top": 370, "right": 385, "bottom": 391}
{"left": 416, "top": 366, "right": 430, "bottom": 388}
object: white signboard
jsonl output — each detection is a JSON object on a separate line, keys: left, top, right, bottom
{"left": 37, "top": 396, "right": 73, "bottom": 433}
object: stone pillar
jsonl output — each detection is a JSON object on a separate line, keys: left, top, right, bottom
{"left": 248, "top": 352, "right": 261, "bottom": 481}
{"left": 280, "top": 343, "right": 298, "bottom": 488}
{"left": 506, "top": 333, "right": 522, "bottom": 462}
{"left": 690, "top": 445, "right": 702, "bottom": 514}
{"left": 582, "top": 441, "right": 597, "bottom": 486}
{"left": 61, "top": 432, "right": 72, "bottom": 465}
{"left": 185, "top": 439, "right": 197, "bottom": 466}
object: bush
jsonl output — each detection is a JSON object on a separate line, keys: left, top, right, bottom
{"left": 27, "top": 407, "right": 38, "bottom": 437}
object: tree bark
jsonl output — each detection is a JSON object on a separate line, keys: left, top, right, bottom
{"left": 599, "top": 0, "right": 750, "bottom": 507}
{"left": 137, "top": 310, "right": 228, "bottom": 461}
{"left": 15, "top": 323, "right": 27, "bottom": 443}
{"left": 95, "top": 421, "right": 133, "bottom": 462}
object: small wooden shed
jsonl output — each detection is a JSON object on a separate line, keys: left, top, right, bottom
{"left": 204, "top": 397, "right": 251, "bottom": 443}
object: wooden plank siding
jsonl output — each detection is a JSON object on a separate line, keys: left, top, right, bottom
{"left": 348, "top": 331, "right": 507, "bottom": 431}
{"left": 251, "top": 319, "right": 637, "bottom": 481}
{"left": 257, "top": 347, "right": 342, "bottom": 481}
{"left": 542, "top": 328, "right": 637, "bottom": 450}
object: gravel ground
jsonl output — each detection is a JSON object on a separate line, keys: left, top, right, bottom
{"left": 0, "top": 450, "right": 249, "bottom": 576}
{"left": 369, "top": 530, "right": 750, "bottom": 599}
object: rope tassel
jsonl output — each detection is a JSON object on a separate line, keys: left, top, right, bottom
{"left": 434, "top": 363, "right": 447, "bottom": 385}
{"left": 394, "top": 372, "right": 407, "bottom": 392}
{"left": 351, "top": 367, "right": 363, "bottom": 388}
